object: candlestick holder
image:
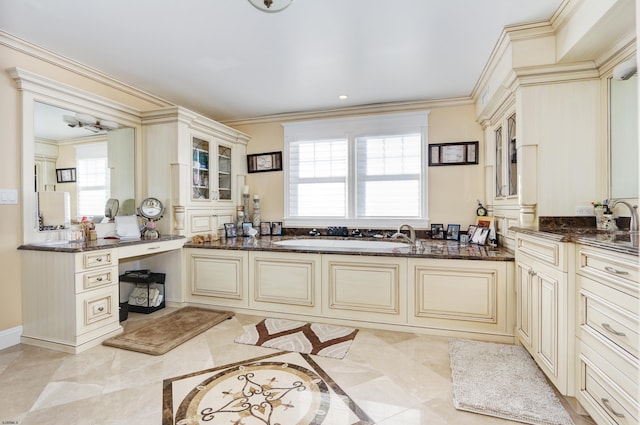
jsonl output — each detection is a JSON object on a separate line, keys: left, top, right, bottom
{"left": 242, "top": 193, "right": 250, "bottom": 222}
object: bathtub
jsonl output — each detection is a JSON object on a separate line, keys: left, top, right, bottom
{"left": 272, "top": 238, "right": 409, "bottom": 251}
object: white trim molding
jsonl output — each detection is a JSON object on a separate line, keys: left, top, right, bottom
{"left": 0, "top": 326, "right": 23, "bottom": 350}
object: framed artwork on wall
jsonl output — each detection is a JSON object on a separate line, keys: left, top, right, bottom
{"left": 56, "top": 168, "right": 76, "bottom": 183}
{"left": 247, "top": 151, "right": 283, "bottom": 173}
{"left": 428, "top": 141, "right": 479, "bottom": 166}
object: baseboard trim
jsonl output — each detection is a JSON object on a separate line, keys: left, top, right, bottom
{"left": 0, "top": 326, "right": 23, "bottom": 350}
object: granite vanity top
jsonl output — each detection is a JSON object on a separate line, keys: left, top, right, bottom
{"left": 513, "top": 225, "right": 638, "bottom": 256}
{"left": 184, "top": 236, "right": 515, "bottom": 261}
{"left": 18, "top": 235, "right": 186, "bottom": 253}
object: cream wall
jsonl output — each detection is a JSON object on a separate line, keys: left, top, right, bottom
{"left": 233, "top": 103, "right": 485, "bottom": 230}
{"left": 0, "top": 39, "right": 168, "bottom": 334}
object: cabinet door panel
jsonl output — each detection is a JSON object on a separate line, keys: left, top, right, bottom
{"left": 516, "top": 261, "right": 533, "bottom": 350}
{"left": 189, "top": 251, "right": 247, "bottom": 305}
{"left": 250, "top": 252, "right": 321, "bottom": 314}
{"left": 536, "top": 269, "right": 560, "bottom": 378}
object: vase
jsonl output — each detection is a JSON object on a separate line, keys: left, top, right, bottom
{"left": 252, "top": 195, "right": 261, "bottom": 230}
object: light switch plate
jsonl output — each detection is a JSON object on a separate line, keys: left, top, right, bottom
{"left": 0, "top": 189, "right": 18, "bottom": 205}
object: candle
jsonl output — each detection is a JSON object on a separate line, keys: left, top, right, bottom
{"left": 243, "top": 185, "right": 249, "bottom": 194}
{"left": 253, "top": 194, "right": 260, "bottom": 200}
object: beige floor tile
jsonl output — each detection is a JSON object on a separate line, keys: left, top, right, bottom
{"left": 0, "top": 311, "right": 594, "bottom": 425}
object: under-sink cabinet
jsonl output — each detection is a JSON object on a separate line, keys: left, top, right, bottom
{"left": 515, "top": 232, "right": 574, "bottom": 396}
{"left": 184, "top": 248, "right": 515, "bottom": 341}
{"left": 21, "top": 249, "right": 121, "bottom": 353}
{"left": 575, "top": 244, "right": 639, "bottom": 425}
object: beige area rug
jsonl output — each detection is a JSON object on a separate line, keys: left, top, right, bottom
{"left": 234, "top": 318, "right": 358, "bottom": 359}
{"left": 103, "top": 307, "right": 234, "bottom": 355}
{"left": 163, "top": 351, "right": 374, "bottom": 425}
{"left": 449, "top": 339, "right": 574, "bottom": 425}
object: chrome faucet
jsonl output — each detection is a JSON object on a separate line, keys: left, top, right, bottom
{"left": 391, "top": 223, "right": 416, "bottom": 245}
{"left": 610, "top": 199, "right": 639, "bottom": 232}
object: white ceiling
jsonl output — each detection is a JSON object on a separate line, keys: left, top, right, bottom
{"left": 1, "top": 0, "right": 564, "bottom": 123}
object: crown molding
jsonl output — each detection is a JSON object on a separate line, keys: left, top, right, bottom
{"left": 0, "top": 30, "right": 172, "bottom": 109}
{"left": 221, "top": 97, "right": 473, "bottom": 127}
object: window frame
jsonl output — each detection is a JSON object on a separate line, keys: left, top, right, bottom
{"left": 283, "top": 111, "right": 430, "bottom": 228}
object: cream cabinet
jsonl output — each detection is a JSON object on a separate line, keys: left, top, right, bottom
{"left": 322, "top": 255, "right": 407, "bottom": 324}
{"left": 191, "top": 135, "right": 234, "bottom": 203}
{"left": 515, "top": 232, "right": 574, "bottom": 395}
{"left": 186, "top": 207, "right": 234, "bottom": 237}
{"left": 408, "top": 258, "right": 514, "bottom": 337}
{"left": 250, "top": 251, "right": 322, "bottom": 315}
{"left": 185, "top": 248, "right": 249, "bottom": 308}
{"left": 575, "top": 244, "right": 639, "bottom": 425}
{"left": 21, "top": 248, "right": 121, "bottom": 353}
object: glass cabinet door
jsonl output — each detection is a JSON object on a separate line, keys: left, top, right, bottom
{"left": 495, "top": 126, "right": 504, "bottom": 198}
{"left": 192, "top": 137, "right": 210, "bottom": 200}
{"left": 507, "top": 114, "right": 517, "bottom": 196}
{"left": 218, "top": 145, "right": 232, "bottom": 200}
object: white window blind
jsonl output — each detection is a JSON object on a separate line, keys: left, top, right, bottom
{"left": 284, "top": 111, "right": 429, "bottom": 228}
{"left": 76, "top": 143, "right": 110, "bottom": 218}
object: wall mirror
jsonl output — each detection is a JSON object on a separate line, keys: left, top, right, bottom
{"left": 610, "top": 73, "right": 638, "bottom": 199}
{"left": 10, "top": 67, "right": 143, "bottom": 243}
{"left": 34, "top": 101, "right": 136, "bottom": 230}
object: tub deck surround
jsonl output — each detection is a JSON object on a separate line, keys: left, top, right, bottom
{"left": 184, "top": 236, "right": 515, "bottom": 261}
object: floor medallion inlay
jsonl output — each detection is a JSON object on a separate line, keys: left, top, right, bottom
{"left": 164, "top": 352, "right": 373, "bottom": 425}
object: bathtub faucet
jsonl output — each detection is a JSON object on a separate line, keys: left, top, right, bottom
{"left": 391, "top": 223, "right": 416, "bottom": 245}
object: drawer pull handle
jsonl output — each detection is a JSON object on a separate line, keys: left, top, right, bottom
{"left": 147, "top": 246, "right": 161, "bottom": 250}
{"left": 96, "top": 257, "right": 103, "bottom": 262}
{"left": 96, "top": 277, "right": 103, "bottom": 282}
{"left": 601, "top": 398, "right": 625, "bottom": 418}
{"left": 98, "top": 306, "right": 104, "bottom": 312}
{"left": 602, "top": 323, "right": 626, "bottom": 337}
{"left": 604, "top": 266, "right": 628, "bottom": 275}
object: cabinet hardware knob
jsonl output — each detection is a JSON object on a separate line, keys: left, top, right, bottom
{"left": 96, "top": 277, "right": 103, "bottom": 281}
{"left": 96, "top": 257, "right": 102, "bottom": 262}
{"left": 602, "top": 323, "right": 626, "bottom": 337}
{"left": 98, "top": 306, "right": 104, "bottom": 312}
{"left": 604, "top": 266, "right": 628, "bottom": 275}
{"left": 601, "top": 398, "right": 625, "bottom": 418}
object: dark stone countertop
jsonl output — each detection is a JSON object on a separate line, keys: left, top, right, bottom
{"left": 18, "top": 235, "right": 186, "bottom": 253}
{"left": 512, "top": 227, "right": 638, "bottom": 257}
{"left": 184, "top": 236, "right": 515, "bottom": 262}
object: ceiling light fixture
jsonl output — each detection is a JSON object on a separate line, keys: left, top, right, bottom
{"left": 63, "top": 113, "right": 119, "bottom": 133}
{"left": 338, "top": 95, "right": 348, "bottom": 100}
{"left": 248, "top": 0, "right": 293, "bottom": 13}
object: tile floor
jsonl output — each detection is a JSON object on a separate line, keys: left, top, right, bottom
{"left": 0, "top": 308, "right": 596, "bottom": 425}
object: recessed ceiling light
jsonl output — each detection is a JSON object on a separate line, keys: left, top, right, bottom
{"left": 338, "top": 95, "right": 348, "bottom": 100}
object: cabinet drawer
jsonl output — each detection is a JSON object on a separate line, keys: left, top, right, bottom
{"left": 76, "top": 250, "right": 116, "bottom": 271}
{"left": 577, "top": 246, "right": 639, "bottom": 296}
{"left": 579, "top": 278, "right": 639, "bottom": 359}
{"left": 516, "top": 234, "right": 566, "bottom": 271}
{"left": 76, "top": 287, "right": 118, "bottom": 334}
{"left": 579, "top": 358, "right": 639, "bottom": 425}
{"left": 75, "top": 266, "right": 118, "bottom": 293}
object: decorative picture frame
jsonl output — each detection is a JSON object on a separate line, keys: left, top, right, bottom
{"left": 471, "top": 227, "right": 490, "bottom": 245}
{"left": 431, "top": 223, "right": 444, "bottom": 239}
{"left": 475, "top": 216, "right": 495, "bottom": 231}
{"left": 247, "top": 151, "right": 283, "bottom": 173}
{"left": 223, "top": 223, "right": 237, "bottom": 238}
{"left": 56, "top": 167, "right": 76, "bottom": 183}
{"left": 467, "top": 225, "right": 478, "bottom": 241}
{"left": 271, "top": 221, "right": 282, "bottom": 236}
{"left": 428, "top": 141, "right": 479, "bottom": 166}
{"left": 241, "top": 222, "right": 253, "bottom": 236}
{"left": 446, "top": 224, "right": 461, "bottom": 241}
{"left": 260, "top": 222, "right": 271, "bottom": 236}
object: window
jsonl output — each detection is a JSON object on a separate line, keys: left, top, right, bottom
{"left": 76, "top": 142, "right": 110, "bottom": 218}
{"left": 284, "top": 112, "right": 429, "bottom": 227}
